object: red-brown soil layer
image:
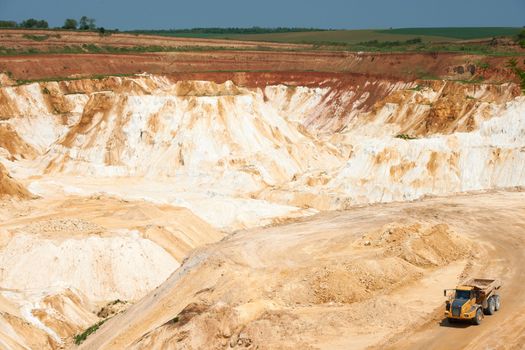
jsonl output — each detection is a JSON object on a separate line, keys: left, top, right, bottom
{"left": 0, "top": 51, "right": 521, "bottom": 84}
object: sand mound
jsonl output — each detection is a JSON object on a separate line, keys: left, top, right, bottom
{"left": 305, "top": 257, "right": 422, "bottom": 305}
{"left": 0, "top": 163, "right": 33, "bottom": 199}
{"left": 355, "top": 223, "right": 470, "bottom": 267}
{"left": 282, "top": 223, "right": 471, "bottom": 306}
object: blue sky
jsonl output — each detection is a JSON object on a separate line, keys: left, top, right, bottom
{"left": 1, "top": 0, "right": 524, "bottom": 30}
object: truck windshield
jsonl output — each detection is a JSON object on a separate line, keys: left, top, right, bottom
{"left": 455, "top": 290, "right": 471, "bottom": 300}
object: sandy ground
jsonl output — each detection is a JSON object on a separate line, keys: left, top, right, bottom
{"left": 79, "top": 190, "right": 525, "bottom": 349}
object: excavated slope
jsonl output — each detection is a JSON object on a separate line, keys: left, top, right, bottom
{"left": 0, "top": 73, "right": 524, "bottom": 349}
{"left": 1, "top": 75, "right": 523, "bottom": 228}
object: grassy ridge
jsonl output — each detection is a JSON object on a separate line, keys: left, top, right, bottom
{"left": 126, "top": 27, "right": 523, "bottom": 44}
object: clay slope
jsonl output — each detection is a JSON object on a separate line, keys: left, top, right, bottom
{"left": 0, "top": 163, "right": 32, "bottom": 199}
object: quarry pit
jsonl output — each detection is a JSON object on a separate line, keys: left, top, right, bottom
{"left": 0, "top": 31, "right": 524, "bottom": 349}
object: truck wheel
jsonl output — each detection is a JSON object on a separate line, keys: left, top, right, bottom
{"left": 474, "top": 308, "right": 483, "bottom": 325}
{"left": 485, "top": 297, "right": 495, "bottom": 315}
{"left": 494, "top": 295, "right": 501, "bottom": 311}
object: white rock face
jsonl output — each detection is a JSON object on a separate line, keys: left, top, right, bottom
{"left": 1, "top": 76, "right": 524, "bottom": 223}
{"left": 332, "top": 99, "right": 525, "bottom": 203}
{"left": 43, "top": 85, "right": 340, "bottom": 182}
{"left": 0, "top": 233, "right": 178, "bottom": 302}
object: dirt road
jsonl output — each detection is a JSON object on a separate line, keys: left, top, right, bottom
{"left": 382, "top": 192, "right": 525, "bottom": 350}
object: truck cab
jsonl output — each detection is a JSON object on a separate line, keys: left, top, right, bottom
{"left": 445, "top": 287, "right": 479, "bottom": 321}
{"left": 444, "top": 279, "right": 501, "bottom": 325}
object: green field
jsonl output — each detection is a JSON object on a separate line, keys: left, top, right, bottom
{"left": 376, "top": 27, "right": 523, "bottom": 40}
{"left": 211, "top": 30, "right": 454, "bottom": 44}
{"left": 129, "top": 27, "right": 523, "bottom": 45}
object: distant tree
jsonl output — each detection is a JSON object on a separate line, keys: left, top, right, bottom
{"left": 130, "top": 27, "right": 328, "bottom": 36}
{"left": 79, "top": 16, "right": 96, "bottom": 30}
{"left": 97, "top": 27, "right": 112, "bottom": 36}
{"left": 19, "top": 18, "right": 48, "bottom": 28}
{"left": 62, "top": 18, "right": 78, "bottom": 30}
{"left": 0, "top": 20, "right": 17, "bottom": 28}
{"left": 37, "top": 20, "right": 48, "bottom": 28}
{"left": 79, "top": 16, "right": 88, "bottom": 30}
{"left": 20, "top": 18, "right": 37, "bottom": 28}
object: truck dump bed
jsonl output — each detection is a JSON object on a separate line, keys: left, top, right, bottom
{"left": 463, "top": 278, "right": 502, "bottom": 293}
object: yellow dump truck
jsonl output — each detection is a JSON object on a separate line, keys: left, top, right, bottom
{"left": 444, "top": 278, "right": 501, "bottom": 325}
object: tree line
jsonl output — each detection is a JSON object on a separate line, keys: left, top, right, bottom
{"left": 130, "top": 27, "right": 328, "bottom": 36}
{"left": 0, "top": 19, "right": 49, "bottom": 29}
{"left": 168, "top": 27, "right": 327, "bottom": 34}
{"left": 62, "top": 16, "right": 96, "bottom": 30}
{"left": 0, "top": 17, "right": 111, "bottom": 32}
